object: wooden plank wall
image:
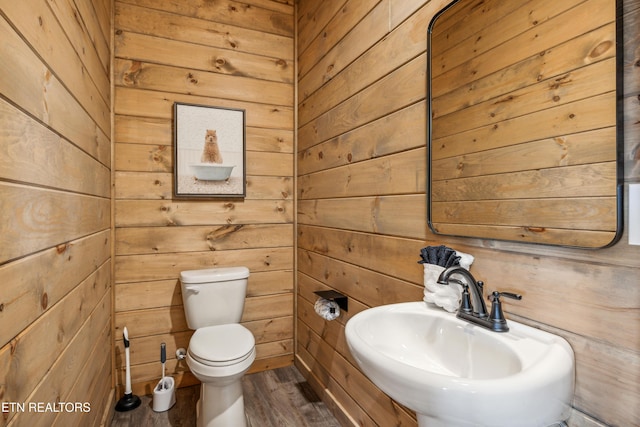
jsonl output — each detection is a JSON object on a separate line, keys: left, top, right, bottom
{"left": 296, "top": 1, "right": 640, "bottom": 426}
{"left": 429, "top": 0, "right": 618, "bottom": 248}
{"left": 0, "top": 0, "right": 113, "bottom": 426}
{"left": 113, "top": 0, "right": 296, "bottom": 395}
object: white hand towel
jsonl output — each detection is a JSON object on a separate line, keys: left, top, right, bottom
{"left": 457, "top": 251, "right": 474, "bottom": 270}
{"left": 423, "top": 251, "right": 475, "bottom": 313}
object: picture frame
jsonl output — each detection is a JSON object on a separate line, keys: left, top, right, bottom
{"left": 173, "top": 102, "right": 246, "bottom": 198}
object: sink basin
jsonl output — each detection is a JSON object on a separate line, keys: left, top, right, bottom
{"left": 345, "top": 302, "right": 574, "bottom": 427}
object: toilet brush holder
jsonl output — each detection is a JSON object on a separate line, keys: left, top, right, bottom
{"left": 152, "top": 376, "right": 176, "bottom": 412}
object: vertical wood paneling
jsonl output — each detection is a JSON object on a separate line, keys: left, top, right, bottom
{"left": 113, "top": 0, "right": 295, "bottom": 393}
{"left": 0, "top": 1, "right": 112, "bottom": 425}
{"left": 297, "top": 1, "right": 640, "bottom": 427}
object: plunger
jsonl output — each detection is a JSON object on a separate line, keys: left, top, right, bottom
{"left": 115, "top": 326, "right": 141, "bottom": 412}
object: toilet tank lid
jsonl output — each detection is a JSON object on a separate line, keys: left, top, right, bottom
{"left": 180, "top": 266, "right": 250, "bottom": 284}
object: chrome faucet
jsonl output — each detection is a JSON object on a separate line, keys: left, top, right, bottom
{"left": 437, "top": 266, "right": 521, "bottom": 332}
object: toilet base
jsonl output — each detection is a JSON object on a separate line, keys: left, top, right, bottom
{"left": 197, "top": 379, "right": 247, "bottom": 427}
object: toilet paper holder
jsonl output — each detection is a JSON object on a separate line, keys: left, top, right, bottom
{"left": 313, "top": 290, "right": 348, "bottom": 312}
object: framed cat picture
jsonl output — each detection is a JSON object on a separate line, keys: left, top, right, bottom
{"left": 173, "top": 102, "right": 246, "bottom": 198}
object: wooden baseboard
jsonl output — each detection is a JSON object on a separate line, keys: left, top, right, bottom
{"left": 567, "top": 409, "right": 609, "bottom": 427}
{"left": 294, "top": 355, "right": 356, "bottom": 427}
{"left": 99, "top": 389, "right": 115, "bottom": 427}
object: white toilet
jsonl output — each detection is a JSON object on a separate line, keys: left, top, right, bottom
{"left": 180, "top": 266, "right": 256, "bottom": 427}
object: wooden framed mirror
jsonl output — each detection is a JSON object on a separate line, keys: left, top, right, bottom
{"left": 427, "top": 0, "right": 623, "bottom": 248}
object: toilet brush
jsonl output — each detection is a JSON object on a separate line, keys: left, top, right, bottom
{"left": 115, "top": 327, "right": 141, "bottom": 412}
{"left": 160, "top": 342, "right": 166, "bottom": 389}
{"left": 152, "top": 342, "right": 176, "bottom": 412}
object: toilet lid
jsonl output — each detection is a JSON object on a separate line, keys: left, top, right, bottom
{"left": 189, "top": 324, "right": 255, "bottom": 366}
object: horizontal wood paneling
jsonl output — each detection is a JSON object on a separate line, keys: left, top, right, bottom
{"left": 295, "top": 276, "right": 416, "bottom": 427}
{"left": 115, "top": 31, "right": 293, "bottom": 83}
{"left": 0, "top": 267, "right": 111, "bottom": 426}
{"left": 113, "top": 58, "right": 293, "bottom": 105}
{"left": 0, "top": 1, "right": 110, "bottom": 134}
{"left": 115, "top": 248, "right": 293, "bottom": 283}
{"left": 433, "top": 163, "right": 617, "bottom": 201}
{"left": 297, "top": 249, "right": 423, "bottom": 308}
{"left": 0, "top": 231, "right": 111, "bottom": 349}
{"left": 0, "top": 15, "right": 110, "bottom": 167}
{"left": 115, "top": 2, "right": 294, "bottom": 60}
{"left": 0, "top": 99, "right": 111, "bottom": 197}
{"left": 116, "top": 224, "right": 293, "bottom": 254}
{"left": 298, "top": 225, "right": 424, "bottom": 284}
{"left": 298, "top": 195, "right": 426, "bottom": 238}
{"left": 118, "top": 0, "right": 294, "bottom": 36}
{"left": 433, "top": 57, "right": 617, "bottom": 137}
{"left": 297, "top": 0, "right": 382, "bottom": 86}
{"left": 432, "top": 198, "right": 617, "bottom": 230}
{"left": 298, "top": 101, "right": 426, "bottom": 176}
{"left": 0, "top": 0, "right": 112, "bottom": 425}
{"left": 0, "top": 183, "right": 110, "bottom": 263}
{"left": 429, "top": 0, "right": 618, "bottom": 247}
{"left": 432, "top": 91, "right": 617, "bottom": 161}
{"left": 57, "top": 328, "right": 112, "bottom": 427}
{"left": 115, "top": 172, "right": 293, "bottom": 200}
{"left": 299, "top": 148, "right": 426, "bottom": 199}
{"left": 115, "top": 316, "right": 295, "bottom": 395}
{"left": 1, "top": 2, "right": 637, "bottom": 427}
{"left": 26, "top": 297, "right": 111, "bottom": 427}
{"left": 113, "top": 0, "right": 295, "bottom": 391}
{"left": 115, "top": 143, "right": 293, "bottom": 175}
{"left": 297, "top": 0, "right": 640, "bottom": 426}
{"left": 431, "top": 0, "right": 610, "bottom": 90}
{"left": 115, "top": 200, "right": 293, "bottom": 227}
{"left": 432, "top": 128, "right": 617, "bottom": 180}
{"left": 115, "top": 270, "right": 294, "bottom": 313}
{"left": 296, "top": 0, "right": 344, "bottom": 58}
{"left": 298, "top": 1, "right": 441, "bottom": 127}
{"left": 114, "top": 87, "right": 294, "bottom": 130}
{"left": 299, "top": 54, "right": 426, "bottom": 150}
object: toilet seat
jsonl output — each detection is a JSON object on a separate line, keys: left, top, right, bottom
{"left": 189, "top": 323, "right": 255, "bottom": 367}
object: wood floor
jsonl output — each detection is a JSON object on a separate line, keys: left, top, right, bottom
{"left": 110, "top": 366, "right": 342, "bottom": 427}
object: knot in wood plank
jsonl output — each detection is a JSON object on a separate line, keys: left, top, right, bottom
{"left": 589, "top": 40, "right": 613, "bottom": 60}
{"left": 186, "top": 72, "right": 198, "bottom": 85}
{"left": 206, "top": 225, "right": 242, "bottom": 243}
{"left": 123, "top": 61, "right": 142, "bottom": 86}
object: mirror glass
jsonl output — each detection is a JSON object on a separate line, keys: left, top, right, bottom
{"left": 427, "top": 0, "right": 622, "bottom": 248}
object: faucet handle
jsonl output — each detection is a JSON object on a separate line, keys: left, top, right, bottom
{"left": 459, "top": 284, "right": 473, "bottom": 314}
{"left": 488, "top": 291, "right": 522, "bottom": 332}
{"left": 490, "top": 291, "right": 522, "bottom": 302}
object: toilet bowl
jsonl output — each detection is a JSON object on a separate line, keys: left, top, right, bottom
{"left": 180, "top": 267, "right": 255, "bottom": 427}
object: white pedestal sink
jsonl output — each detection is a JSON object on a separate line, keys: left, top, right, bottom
{"left": 345, "top": 302, "right": 574, "bottom": 427}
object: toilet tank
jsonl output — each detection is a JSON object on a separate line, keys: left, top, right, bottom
{"left": 180, "top": 266, "right": 250, "bottom": 329}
